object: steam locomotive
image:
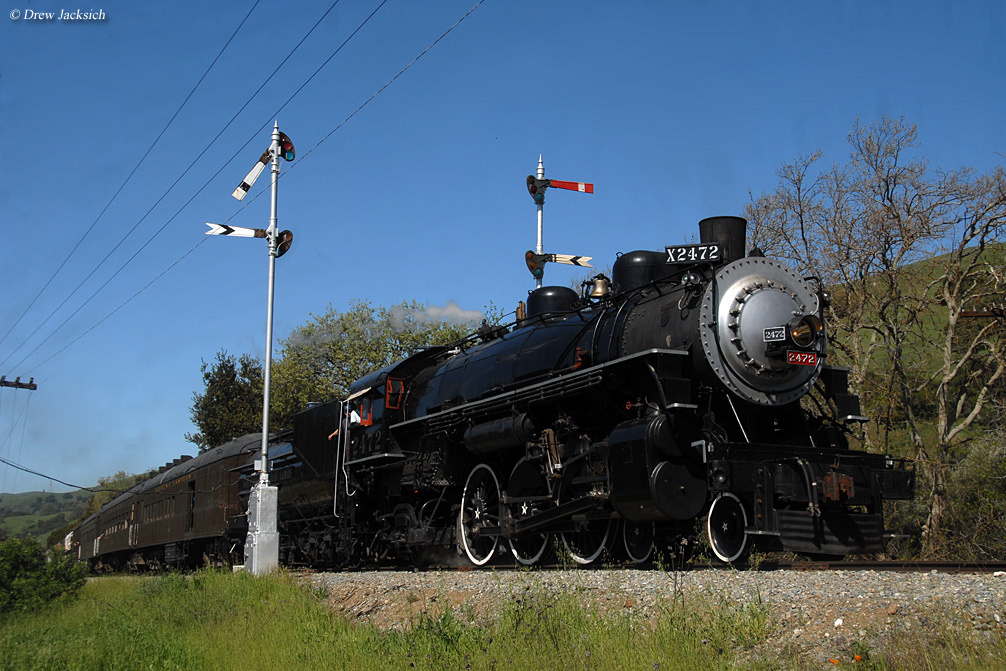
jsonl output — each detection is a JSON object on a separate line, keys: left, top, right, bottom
{"left": 71, "top": 216, "right": 915, "bottom": 570}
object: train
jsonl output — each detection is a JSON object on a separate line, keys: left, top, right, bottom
{"left": 70, "top": 215, "right": 915, "bottom": 570}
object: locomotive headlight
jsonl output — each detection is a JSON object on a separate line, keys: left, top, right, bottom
{"left": 788, "top": 315, "right": 825, "bottom": 348}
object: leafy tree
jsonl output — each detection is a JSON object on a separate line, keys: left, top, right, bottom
{"left": 186, "top": 351, "right": 264, "bottom": 451}
{"left": 186, "top": 300, "right": 485, "bottom": 442}
{"left": 0, "top": 536, "right": 88, "bottom": 613}
{"left": 747, "top": 115, "right": 1006, "bottom": 552}
{"left": 270, "top": 300, "right": 479, "bottom": 426}
{"left": 82, "top": 471, "right": 151, "bottom": 518}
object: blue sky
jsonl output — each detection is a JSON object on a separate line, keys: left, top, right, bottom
{"left": 1, "top": 1, "right": 1003, "bottom": 493}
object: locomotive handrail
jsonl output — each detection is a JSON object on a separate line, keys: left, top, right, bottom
{"left": 332, "top": 400, "right": 342, "bottom": 518}
{"left": 333, "top": 400, "right": 358, "bottom": 518}
{"left": 390, "top": 348, "right": 690, "bottom": 433}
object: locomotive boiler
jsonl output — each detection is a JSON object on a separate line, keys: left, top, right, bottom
{"left": 283, "top": 215, "right": 915, "bottom": 567}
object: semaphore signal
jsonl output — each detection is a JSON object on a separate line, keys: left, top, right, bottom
{"left": 524, "top": 252, "right": 593, "bottom": 281}
{"left": 204, "top": 122, "right": 297, "bottom": 576}
{"left": 232, "top": 132, "right": 295, "bottom": 201}
{"left": 525, "top": 156, "right": 594, "bottom": 286}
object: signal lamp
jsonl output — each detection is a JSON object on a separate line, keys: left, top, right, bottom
{"left": 526, "top": 175, "right": 548, "bottom": 203}
{"left": 276, "top": 230, "right": 293, "bottom": 258}
{"left": 525, "top": 250, "right": 545, "bottom": 279}
{"left": 788, "top": 315, "right": 825, "bottom": 348}
{"left": 278, "top": 132, "right": 295, "bottom": 161}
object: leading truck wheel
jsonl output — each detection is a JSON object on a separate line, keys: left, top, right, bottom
{"left": 459, "top": 464, "right": 501, "bottom": 566}
{"left": 706, "top": 492, "right": 749, "bottom": 564}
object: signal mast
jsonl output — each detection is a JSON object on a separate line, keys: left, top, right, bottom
{"left": 205, "top": 122, "right": 296, "bottom": 575}
{"left": 524, "top": 156, "right": 594, "bottom": 288}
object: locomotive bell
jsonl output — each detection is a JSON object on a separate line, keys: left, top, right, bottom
{"left": 588, "top": 275, "right": 611, "bottom": 299}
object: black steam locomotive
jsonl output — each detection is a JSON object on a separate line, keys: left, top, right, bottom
{"left": 72, "top": 216, "right": 914, "bottom": 570}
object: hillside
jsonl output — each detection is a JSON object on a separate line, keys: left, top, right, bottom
{"left": 0, "top": 490, "right": 90, "bottom": 544}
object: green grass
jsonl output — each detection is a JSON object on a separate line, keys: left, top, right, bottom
{"left": 1, "top": 569, "right": 1004, "bottom": 670}
{"left": 0, "top": 510, "right": 67, "bottom": 537}
{"left": 0, "top": 570, "right": 774, "bottom": 671}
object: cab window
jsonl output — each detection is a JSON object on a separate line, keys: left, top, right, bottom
{"left": 386, "top": 378, "right": 405, "bottom": 410}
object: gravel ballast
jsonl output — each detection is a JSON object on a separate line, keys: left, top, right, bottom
{"left": 304, "top": 567, "right": 1006, "bottom": 663}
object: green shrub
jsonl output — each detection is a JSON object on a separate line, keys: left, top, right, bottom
{"left": 0, "top": 536, "right": 88, "bottom": 613}
{"left": 942, "top": 438, "right": 1006, "bottom": 560}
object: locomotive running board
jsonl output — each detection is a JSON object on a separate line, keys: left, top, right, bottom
{"left": 390, "top": 348, "right": 690, "bottom": 434}
{"left": 344, "top": 452, "right": 406, "bottom": 467}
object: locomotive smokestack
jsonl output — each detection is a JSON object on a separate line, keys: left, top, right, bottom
{"left": 699, "top": 216, "right": 747, "bottom": 264}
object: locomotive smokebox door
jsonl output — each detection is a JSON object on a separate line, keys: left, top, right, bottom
{"left": 698, "top": 257, "right": 826, "bottom": 406}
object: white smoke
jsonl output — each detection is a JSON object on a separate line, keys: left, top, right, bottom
{"left": 421, "top": 300, "right": 484, "bottom": 324}
{"left": 285, "top": 326, "right": 343, "bottom": 349}
{"left": 388, "top": 300, "right": 483, "bottom": 333}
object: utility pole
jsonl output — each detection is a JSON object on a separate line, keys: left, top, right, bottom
{"left": 0, "top": 376, "right": 37, "bottom": 390}
{"left": 0, "top": 376, "right": 37, "bottom": 493}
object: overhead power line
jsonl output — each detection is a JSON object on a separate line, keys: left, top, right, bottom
{"left": 1, "top": 0, "right": 347, "bottom": 374}
{"left": 28, "top": 239, "right": 209, "bottom": 371}
{"left": 0, "top": 0, "right": 263, "bottom": 355}
{"left": 1, "top": 390, "right": 33, "bottom": 493}
{"left": 293, "top": 0, "right": 487, "bottom": 167}
{"left": 9, "top": 0, "right": 362, "bottom": 376}
{"left": 0, "top": 452, "right": 238, "bottom": 496}
{"left": 1, "top": 0, "right": 489, "bottom": 498}
{"left": 10, "top": 0, "right": 380, "bottom": 375}
{"left": 15, "top": 0, "right": 486, "bottom": 376}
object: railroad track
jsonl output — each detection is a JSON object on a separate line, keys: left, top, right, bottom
{"left": 740, "top": 559, "right": 1006, "bottom": 573}
{"left": 315, "top": 558, "right": 1006, "bottom": 575}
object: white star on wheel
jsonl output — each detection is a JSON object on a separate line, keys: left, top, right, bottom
{"left": 722, "top": 521, "right": 730, "bottom": 533}
{"left": 475, "top": 509, "right": 481, "bottom": 520}
{"left": 521, "top": 502, "right": 529, "bottom": 516}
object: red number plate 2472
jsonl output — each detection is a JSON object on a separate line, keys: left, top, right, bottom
{"left": 787, "top": 351, "right": 819, "bottom": 366}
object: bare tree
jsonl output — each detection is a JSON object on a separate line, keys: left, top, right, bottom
{"left": 747, "top": 116, "right": 1006, "bottom": 550}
